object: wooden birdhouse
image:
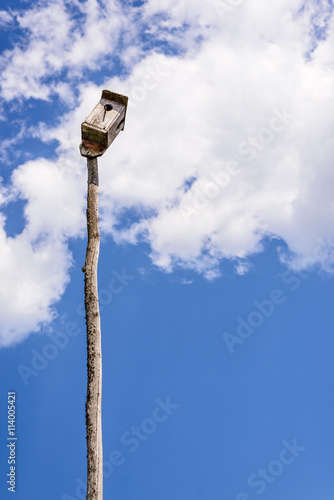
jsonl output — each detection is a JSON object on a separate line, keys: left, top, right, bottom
{"left": 80, "top": 90, "right": 128, "bottom": 156}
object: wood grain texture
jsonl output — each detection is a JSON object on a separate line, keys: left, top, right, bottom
{"left": 84, "top": 157, "right": 103, "bottom": 500}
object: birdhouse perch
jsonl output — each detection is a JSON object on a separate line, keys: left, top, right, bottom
{"left": 80, "top": 90, "right": 128, "bottom": 157}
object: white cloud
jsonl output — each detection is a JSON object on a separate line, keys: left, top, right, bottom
{"left": 0, "top": 0, "right": 129, "bottom": 102}
{"left": 95, "top": 19, "right": 334, "bottom": 275}
{"left": 0, "top": 220, "right": 71, "bottom": 347}
{"left": 1, "top": 0, "right": 334, "bottom": 346}
{"left": 235, "top": 261, "right": 252, "bottom": 276}
{"left": 0, "top": 157, "right": 86, "bottom": 347}
{"left": 12, "top": 157, "right": 86, "bottom": 239}
{"left": 0, "top": 10, "right": 13, "bottom": 26}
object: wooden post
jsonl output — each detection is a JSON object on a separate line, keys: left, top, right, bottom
{"left": 84, "top": 157, "right": 103, "bottom": 500}
{"left": 80, "top": 90, "right": 128, "bottom": 500}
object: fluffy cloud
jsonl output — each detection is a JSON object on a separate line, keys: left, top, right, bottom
{"left": 1, "top": 0, "right": 334, "bottom": 345}
{"left": 0, "top": 157, "right": 86, "bottom": 346}
{"left": 0, "top": 10, "right": 13, "bottom": 27}
{"left": 0, "top": 0, "right": 130, "bottom": 102}
{"left": 96, "top": 11, "right": 334, "bottom": 276}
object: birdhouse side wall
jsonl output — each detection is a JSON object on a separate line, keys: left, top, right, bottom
{"left": 81, "top": 123, "right": 109, "bottom": 149}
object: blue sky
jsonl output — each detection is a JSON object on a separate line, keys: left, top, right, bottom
{"left": 1, "top": 0, "right": 334, "bottom": 499}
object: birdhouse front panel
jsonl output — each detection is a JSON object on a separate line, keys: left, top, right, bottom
{"left": 81, "top": 90, "right": 128, "bottom": 152}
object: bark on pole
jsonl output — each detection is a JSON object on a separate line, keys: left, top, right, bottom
{"left": 84, "top": 157, "right": 103, "bottom": 500}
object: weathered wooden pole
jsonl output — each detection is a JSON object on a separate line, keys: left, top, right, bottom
{"left": 84, "top": 156, "right": 103, "bottom": 500}
{"left": 80, "top": 91, "right": 128, "bottom": 500}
